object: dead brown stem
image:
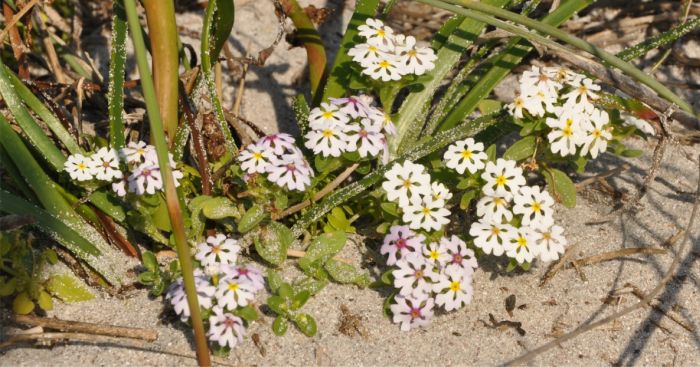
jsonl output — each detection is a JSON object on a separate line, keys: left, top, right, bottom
{"left": 178, "top": 81, "right": 212, "bottom": 195}
{"left": 12, "top": 315, "right": 157, "bottom": 341}
{"left": 575, "top": 164, "right": 631, "bottom": 190}
{"left": 0, "top": 0, "right": 40, "bottom": 44}
{"left": 539, "top": 242, "right": 579, "bottom": 287}
{"left": 569, "top": 247, "right": 667, "bottom": 268}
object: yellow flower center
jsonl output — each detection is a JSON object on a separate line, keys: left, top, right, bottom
{"left": 565, "top": 118, "right": 574, "bottom": 127}
{"left": 414, "top": 270, "right": 424, "bottom": 279}
{"left": 593, "top": 129, "right": 601, "bottom": 138}
{"left": 491, "top": 225, "right": 501, "bottom": 236}
{"left": 402, "top": 179, "right": 412, "bottom": 189}
{"left": 322, "top": 111, "right": 334, "bottom": 119}
{"left": 449, "top": 281, "right": 461, "bottom": 292}
{"left": 514, "top": 98, "right": 524, "bottom": 107}
{"left": 430, "top": 250, "right": 440, "bottom": 261}
{"left": 542, "top": 232, "right": 552, "bottom": 240}
{"left": 228, "top": 283, "right": 239, "bottom": 291}
{"left": 408, "top": 49, "right": 417, "bottom": 57}
{"left": 368, "top": 45, "right": 377, "bottom": 52}
{"left": 212, "top": 245, "right": 221, "bottom": 254}
{"left": 563, "top": 127, "right": 573, "bottom": 137}
{"left": 322, "top": 129, "right": 334, "bottom": 138}
{"left": 253, "top": 152, "right": 263, "bottom": 160}
{"left": 493, "top": 197, "right": 504, "bottom": 206}
{"left": 377, "top": 29, "right": 385, "bottom": 37}
{"left": 517, "top": 236, "right": 528, "bottom": 248}
{"left": 461, "top": 150, "right": 472, "bottom": 159}
{"left": 379, "top": 60, "right": 391, "bottom": 69}
{"left": 532, "top": 202, "right": 542, "bottom": 213}
{"left": 421, "top": 207, "right": 431, "bottom": 215}
{"left": 578, "top": 85, "right": 588, "bottom": 94}
{"left": 78, "top": 163, "right": 87, "bottom": 171}
{"left": 495, "top": 175, "right": 507, "bottom": 187}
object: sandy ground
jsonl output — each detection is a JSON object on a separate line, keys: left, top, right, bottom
{"left": 2, "top": 0, "right": 700, "bottom": 366}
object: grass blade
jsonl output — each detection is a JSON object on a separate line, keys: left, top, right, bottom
{"left": 107, "top": 0, "right": 128, "bottom": 149}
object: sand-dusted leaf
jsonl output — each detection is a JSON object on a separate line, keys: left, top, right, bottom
{"left": 234, "top": 305, "right": 259, "bottom": 322}
{"left": 290, "top": 290, "right": 310, "bottom": 311}
{"left": 13, "top": 292, "right": 34, "bottom": 314}
{"left": 255, "top": 222, "right": 293, "bottom": 266}
{"left": 543, "top": 168, "right": 577, "bottom": 208}
{"left": 272, "top": 315, "right": 288, "bottom": 336}
{"left": 267, "top": 296, "right": 289, "bottom": 316}
{"left": 503, "top": 136, "right": 537, "bottom": 161}
{"left": 267, "top": 269, "right": 284, "bottom": 294}
{"left": 292, "top": 276, "right": 328, "bottom": 296}
{"left": 293, "top": 94, "right": 311, "bottom": 135}
{"left": 202, "top": 197, "right": 239, "bottom": 220}
{"left": 238, "top": 204, "right": 268, "bottom": 234}
{"left": 210, "top": 0, "right": 234, "bottom": 62}
{"left": 46, "top": 274, "right": 95, "bottom": 302}
{"left": 324, "top": 259, "right": 370, "bottom": 287}
{"left": 298, "top": 231, "right": 347, "bottom": 271}
{"left": 37, "top": 290, "right": 54, "bottom": 311}
{"left": 107, "top": 0, "right": 128, "bottom": 149}
{"left": 293, "top": 313, "right": 317, "bottom": 337}
{"left": 460, "top": 190, "right": 478, "bottom": 210}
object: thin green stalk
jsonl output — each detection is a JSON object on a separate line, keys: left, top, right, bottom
{"left": 123, "top": 0, "right": 211, "bottom": 365}
{"left": 143, "top": 0, "right": 180, "bottom": 144}
{"left": 107, "top": 0, "right": 128, "bottom": 149}
{"left": 201, "top": 0, "right": 238, "bottom": 156}
{"left": 423, "top": 0, "right": 696, "bottom": 115}
{"left": 618, "top": 17, "right": 700, "bottom": 62}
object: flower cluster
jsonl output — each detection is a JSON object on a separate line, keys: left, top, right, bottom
{"left": 349, "top": 18, "right": 437, "bottom": 81}
{"left": 63, "top": 142, "right": 183, "bottom": 197}
{"left": 304, "top": 95, "right": 395, "bottom": 160}
{"left": 382, "top": 161, "right": 451, "bottom": 231}
{"left": 507, "top": 66, "right": 612, "bottom": 159}
{"left": 166, "top": 234, "right": 265, "bottom": 350}
{"left": 382, "top": 226, "right": 476, "bottom": 331}
{"left": 238, "top": 133, "right": 313, "bottom": 191}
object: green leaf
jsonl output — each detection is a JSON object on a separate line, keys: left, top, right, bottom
{"left": 255, "top": 222, "right": 293, "bottom": 266}
{"left": 202, "top": 197, "right": 240, "bottom": 219}
{"left": 293, "top": 94, "right": 311, "bottom": 135}
{"left": 292, "top": 276, "right": 328, "bottom": 296}
{"left": 506, "top": 258, "right": 518, "bottom": 272}
{"left": 620, "top": 149, "right": 643, "bottom": 158}
{"left": 107, "top": 0, "right": 128, "bottom": 149}
{"left": 46, "top": 274, "right": 95, "bottom": 302}
{"left": 267, "top": 269, "right": 284, "bottom": 294}
{"left": 298, "top": 231, "right": 347, "bottom": 271}
{"left": 37, "top": 290, "right": 54, "bottom": 311}
{"left": 142, "top": 251, "right": 159, "bottom": 272}
{"left": 291, "top": 290, "right": 311, "bottom": 311}
{"left": 478, "top": 99, "right": 503, "bottom": 115}
{"left": 324, "top": 259, "right": 370, "bottom": 287}
{"left": 13, "top": 292, "right": 35, "bottom": 314}
{"left": 0, "top": 277, "right": 17, "bottom": 297}
{"left": 238, "top": 204, "right": 268, "bottom": 234}
{"left": 327, "top": 207, "right": 353, "bottom": 232}
{"left": 278, "top": 283, "right": 294, "bottom": 300}
{"left": 543, "top": 168, "right": 577, "bottom": 208}
{"left": 485, "top": 144, "right": 497, "bottom": 162}
{"left": 210, "top": 0, "right": 235, "bottom": 62}
{"left": 293, "top": 313, "right": 317, "bottom": 337}
{"left": 272, "top": 315, "right": 288, "bottom": 336}
{"left": 459, "top": 190, "right": 478, "bottom": 210}
{"left": 380, "top": 269, "right": 394, "bottom": 285}
{"left": 503, "top": 136, "right": 537, "bottom": 161}
{"left": 267, "top": 295, "right": 289, "bottom": 316}
{"left": 380, "top": 202, "right": 399, "bottom": 217}
{"left": 44, "top": 249, "right": 59, "bottom": 265}
{"left": 233, "top": 305, "right": 259, "bottom": 322}
{"left": 137, "top": 272, "right": 156, "bottom": 284}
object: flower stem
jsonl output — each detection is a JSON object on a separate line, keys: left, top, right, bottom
{"left": 123, "top": 1, "right": 211, "bottom": 365}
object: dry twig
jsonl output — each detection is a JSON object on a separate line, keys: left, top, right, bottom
{"left": 12, "top": 314, "right": 157, "bottom": 341}
{"left": 569, "top": 247, "right": 667, "bottom": 268}
{"left": 539, "top": 242, "right": 579, "bottom": 287}
{"left": 0, "top": 0, "right": 41, "bottom": 44}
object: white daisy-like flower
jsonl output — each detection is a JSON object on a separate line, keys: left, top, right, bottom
{"left": 476, "top": 192, "right": 513, "bottom": 223}
{"left": 215, "top": 276, "right": 256, "bottom": 310}
{"left": 402, "top": 194, "right": 451, "bottom": 231}
{"left": 482, "top": 158, "right": 526, "bottom": 198}
{"left": 266, "top": 151, "right": 313, "bottom": 191}
{"left": 348, "top": 42, "right": 389, "bottom": 67}
{"left": 329, "top": 95, "right": 376, "bottom": 119}
{"left": 88, "top": 147, "right": 123, "bottom": 181}
{"left": 120, "top": 141, "right": 155, "bottom": 164}
{"left": 507, "top": 95, "right": 527, "bottom": 119}
{"left": 358, "top": 18, "right": 394, "bottom": 48}
{"left": 443, "top": 138, "right": 488, "bottom": 175}
{"left": 546, "top": 108, "right": 585, "bottom": 157}
{"left": 422, "top": 241, "right": 450, "bottom": 267}
{"left": 376, "top": 111, "right": 397, "bottom": 136}
{"left": 394, "top": 35, "right": 437, "bottom": 75}
{"left": 308, "top": 102, "right": 350, "bottom": 130}
{"left": 580, "top": 108, "right": 612, "bottom": 159}
{"left": 208, "top": 306, "right": 245, "bottom": 349}
{"left": 259, "top": 133, "right": 297, "bottom": 155}
{"left": 195, "top": 234, "right": 241, "bottom": 267}
{"left": 433, "top": 266, "right": 473, "bottom": 312}
{"left": 504, "top": 226, "right": 538, "bottom": 264}
{"left": 441, "top": 235, "right": 478, "bottom": 274}
{"left": 127, "top": 163, "right": 163, "bottom": 195}
{"left": 112, "top": 179, "right": 127, "bottom": 197}
{"left": 393, "top": 253, "right": 439, "bottom": 298}
{"left": 239, "top": 143, "right": 273, "bottom": 174}
{"left": 165, "top": 271, "right": 216, "bottom": 322}
{"left": 431, "top": 182, "right": 453, "bottom": 202}
{"left": 521, "top": 89, "right": 558, "bottom": 117}
{"left": 382, "top": 161, "right": 432, "bottom": 207}
{"left": 544, "top": 66, "right": 576, "bottom": 84}
{"left": 305, "top": 123, "right": 350, "bottom": 157}
{"left": 469, "top": 219, "right": 517, "bottom": 256}
{"left": 621, "top": 113, "right": 655, "bottom": 136}
{"left": 64, "top": 154, "right": 94, "bottom": 181}
{"left": 563, "top": 76, "right": 600, "bottom": 113}
{"left": 532, "top": 224, "right": 567, "bottom": 262}
{"left": 512, "top": 185, "right": 554, "bottom": 229}
{"left": 362, "top": 55, "right": 404, "bottom": 82}
{"left": 390, "top": 294, "right": 435, "bottom": 331}
{"left": 381, "top": 225, "right": 425, "bottom": 266}
{"left": 346, "top": 118, "right": 385, "bottom": 158}
{"left": 222, "top": 264, "right": 266, "bottom": 292}
{"left": 520, "top": 66, "right": 562, "bottom": 95}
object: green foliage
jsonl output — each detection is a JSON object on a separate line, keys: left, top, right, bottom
{"left": 136, "top": 251, "right": 180, "bottom": 297}
{"left": 503, "top": 136, "right": 537, "bottom": 161}
{"left": 265, "top": 273, "right": 318, "bottom": 337}
{"left": 543, "top": 167, "right": 577, "bottom": 209}
{"left": 254, "top": 222, "right": 293, "bottom": 266}
{"left": 107, "top": 0, "right": 128, "bottom": 149}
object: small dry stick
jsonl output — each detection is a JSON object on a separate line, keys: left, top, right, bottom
{"left": 539, "top": 242, "right": 579, "bottom": 287}
{"left": 625, "top": 283, "right": 696, "bottom": 333}
{"left": 505, "top": 155, "right": 700, "bottom": 366}
{"left": 569, "top": 247, "right": 667, "bottom": 268}
{"left": 273, "top": 163, "right": 360, "bottom": 220}
{"left": 12, "top": 314, "right": 158, "bottom": 342}
{"left": 0, "top": 0, "right": 41, "bottom": 44}
{"left": 575, "top": 164, "right": 631, "bottom": 190}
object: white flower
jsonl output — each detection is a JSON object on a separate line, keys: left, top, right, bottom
{"left": 508, "top": 96, "right": 527, "bottom": 119}
{"left": 504, "top": 226, "right": 538, "bottom": 264}
{"left": 440, "top": 235, "right": 478, "bottom": 274}
{"left": 348, "top": 42, "right": 388, "bottom": 67}
{"left": 64, "top": 154, "right": 93, "bottom": 181}
{"left": 443, "top": 138, "right": 487, "bottom": 175}
{"left": 431, "top": 182, "right": 453, "bottom": 202}
{"left": 215, "top": 276, "right": 256, "bottom": 310}
{"left": 521, "top": 66, "right": 562, "bottom": 95}
{"left": 546, "top": 108, "right": 585, "bottom": 157}
{"left": 305, "top": 123, "right": 350, "bottom": 157}
{"left": 532, "top": 224, "right": 567, "bottom": 262}
{"left": 433, "top": 266, "right": 473, "bottom": 312}
{"left": 112, "top": 179, "right": 127, "bottom": 197}
{"left": 512, "top": 185, "right": 554, "bottom": 229}
{"left": 259, "top": 133, "right": 296, "bottom": 155}
{"left": 208, "top": 306, "right": 245, "bottom": 349}
{"left": 476, "top": 193, "right": 513, "bottom": 223}
{"left": 374, "top": 111, "right": 397, "bottom": 136}
{"left": 308, "top": 102, "right": 350, "bottom": 129}
{"left": 89, "top": 148, "right": 123, "bottom": 181}
{"left": 382, "top": 161, "right": 432, "bottom": 207}
{"left": 239, "top": 143, "right": 273, "bottom": 174}
{"left": 563, "top": 77, "right": 600, "bottom": 113}
{"left": 393, "top": 253, "right": 439, "bottom": 298}
{"left": 195, "top": 234, "right": 241, "bottom": 267}
{"left": 329, "top": 95, "right": 376, "bottom": 119}
{"left": 166, "top": 271, "right": 216, "bottom": 322}
{"left": 544, "top": 66, "right": 576, "bottom": 85}
{"left": 469, "top": 219, "right": 516, "bottom": 256}
{"left": 580, "top": 108, "right": 612, "bottom": 159}
{"left": 222, "top": 264, "right": 266, "bottom": 292}
{"left": 127, "top": 163, "right": 163, "bottom": 195}
{"left": 521, "top": 89, "right": 557, "bottom": 117}
{"left": 394, "top": 35, "right": 436, "bottom": 75}
{"left": 266, "top": 150, "right": 313, "bottom": 191}
{"left": 381, "top": 225, "right": 425, "bottom": 266}
{"left": 362, "top": 55, "right": 404, "bottom": 82}
{"left": 622, "top": 113, "right": 655, "bottom": 136}
{"left": 346, "top": 118, "right": 384, "bottom": 158}
{"left": 402, "top": 195, "right": 450, "bottom": 231}
{"left": 390, "top": 294, "right": 435, "bottom": 331}
{"left": 422, "top": 241, "right": 450, "bottom": 267}
{"left": 120, "top": 141, "right": 155, "bottom": 164}
{"left": 482, "top": 158, "right": 526, "bottom": 198}
{"left": 358, "top": 18, "right": 394, "bottom": 48}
